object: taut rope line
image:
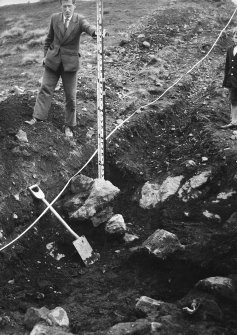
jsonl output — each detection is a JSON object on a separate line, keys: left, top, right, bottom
{"left": 0, "top": 6, "right": 236, "bottom": 253}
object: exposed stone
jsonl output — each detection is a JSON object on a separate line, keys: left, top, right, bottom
{"left": 47, "top": 306, "right": 69, "bottom": 327}
{"left": 123, "top": 233, "right": 139, "bottom": 243}
{"left": 30, "top": 323, "right": 73, "bottom": 335}
{"left": 202, "top": 210, "right": 221, "bottom": 222}
{"left": 106, "top": 319, "right": 151, "bottom": 335}
{"left": 91, "top": 206, "right": 114, "bottom": 227}
{"left": 184, "top": 159, "right": 196, "bottom": 167}
{"left": 24, "top": 307, "right": 51, "bottom": 330}
{"left": 195, "top": 276, "right": 237, "bottom": 301}
{"left": 63, "top": 193, "right": 85, "bottom": 214}
{"left": 9, "top": 85, "right": 25, "bottom": 94}
{"left": 140, "top": 176, "right": 183, "bottom": 209}
{"left": 105, "top": 214, "right": 126, "bottom": 236}
{"left": 142, "top": 41, "right": 150, "bottom": 48}
{"left": 135, "top": 296, "right": 162, "bottom": 316}
{"left": 137, "top": 34, "right": 145, "bottom": 39}
{"left": 70, "top": 179, "right": 120, "bottom": 222}
{"left": 178, "top": 170, "right": 212, "bottom": 202}
{"left": 15, "top": 129, "right": 28, "bottom": 143}
{"left": 151, "top": 322, "right": 162, "bottom": 332}
{"left": 141, "top": 229, "right": 185, "bottom": 260}
{"left": 70, "top": 174, "right": 94, "bottom": 194}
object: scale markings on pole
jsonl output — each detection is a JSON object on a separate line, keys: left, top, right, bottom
{"left": 97, "top": 0, "right": 105, "bottom": 179}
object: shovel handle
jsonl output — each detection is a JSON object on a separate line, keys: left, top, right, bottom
{"left": 29, "top": 184, "right": 79, "bottom": 240}
{"left": 29, "top": 184, "right": 45, "bottom": 200}
{"left": 42, "top": 198, "right": 79, "bottom": 240}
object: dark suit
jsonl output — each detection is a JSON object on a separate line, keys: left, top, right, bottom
{"left": 223, "top": 45, "right": 237, "bottom": 88}
{"left": 33, "top": 12, "right": 96, "bottom": 127}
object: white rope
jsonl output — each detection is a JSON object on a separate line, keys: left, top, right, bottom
{"left": 1, "top": 7, "right": 236, "bottom": 253}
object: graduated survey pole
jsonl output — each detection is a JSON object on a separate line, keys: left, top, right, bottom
{"left": 97, "top": 0, "right": 106, "bottom": 179}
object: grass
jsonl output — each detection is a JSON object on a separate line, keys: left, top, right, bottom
{"left": 26, "top": 36, "right": 45, "bottom": 48}
{"left": 0, "top": 26, "right": 25, "bottom": 39}
{"left": 23, "top": 28, "right": 47, "bottom": 40}
{"left": 0, "top": 0, "right": 161, "bottom": 91}
{"left": 21, "top": 52, "right": 42, "bottom": 65}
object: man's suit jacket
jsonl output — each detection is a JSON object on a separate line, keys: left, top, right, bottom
{"left": 44, "top": 12, "right": 96, "bottom": 72}
{"left": 223, "top": 45, "right": 237, "bottom": 88}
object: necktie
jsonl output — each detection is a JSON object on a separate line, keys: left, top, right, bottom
{"left": 64, "top": 18, "right": 69, "bottom": 33}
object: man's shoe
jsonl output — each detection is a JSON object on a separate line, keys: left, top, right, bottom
{"left": 65, "top": 126, "right": 73, "bottom": 138}
{"left": 25, "top": 118, "right": 40, "bottom": 125}
{"left": 220, "top": 122, "right": 237, "bottom": 129}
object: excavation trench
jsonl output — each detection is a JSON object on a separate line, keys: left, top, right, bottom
{"left": 1, "top": 91, "right": 237, "bottom": 333}
{"left": 1, "top": 151, "right": 237, "bottom": 334}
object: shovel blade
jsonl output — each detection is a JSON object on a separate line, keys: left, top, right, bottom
{"left": 73, "top": 236, "right": 100, "bottom": 266}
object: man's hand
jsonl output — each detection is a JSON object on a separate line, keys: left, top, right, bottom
{"left": 103, "top": 29, "right": 109, "bottom": 37}
{"left": 223, "top": 87, "right": 230, "bottom": 95}
{"left": 92, "top": 29, "right": 109, "bottom": 39}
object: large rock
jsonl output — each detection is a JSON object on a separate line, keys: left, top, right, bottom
{"left": 47, "top": 307, "right": 69, "bottom": 327}
{"left": 141, "top": 229, "right": 185, "bottom": 260}
{"left": 91, "top": 206, "right": 114, "bottom": 227}
{"left": 30, "top": 323, "right": 73, "bottom": 335}
{"left": 64, "top": 174, "right": 94, "bottom": 214}
{"left": 15, "top": 129, "right": 28, "bottom": 143}
{"left": 69, "top": 179, "right": 120, "bottom": 225}
{"left": 135, "top": 296, "right": 163, "bottom": 316}
{"left": 123, "top": 233, "right": 139, "bottom": 244}
{"left": 106, "top": 319, "right": 152, "bottom": 335}
{"left": 70, "top": 174, "right": 94, "bottom": 194}
{"left": 25, "top": 306, "right": 69, "bottom": 331}
{"left": 24, "top": 306, "right": 51, "bottom": 330}
{"left": 105, "top": 214, "right": 126, "bottom": 236}
{"left": 178, "top": 170, "right": 212, "bottom": 202}
{"left": 139, "top": 176, "right": 183, "bottom": 209}
{"left": 195, "top": 276, "right": 237, "bottom": 301}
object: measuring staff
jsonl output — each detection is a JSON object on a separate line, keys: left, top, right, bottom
{"left": 97, "top": 0, "right": 106, "bottom": 179}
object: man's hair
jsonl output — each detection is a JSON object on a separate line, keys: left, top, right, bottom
{"left": 59, "top": 0, "right": 76, "bottom": 4}
{"left": 232, "top": 27, "right": 237, "bottom": 35}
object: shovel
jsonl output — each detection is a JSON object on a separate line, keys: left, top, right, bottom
{"left": 29, "top": 184, "right": 100, "bottom": 266}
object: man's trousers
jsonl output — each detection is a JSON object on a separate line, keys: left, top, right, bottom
{"left": 230, "top": 87, "right": 237, "bottom": 124}
{"left": 33, "top": 64, "right": 77, "bottom": 127}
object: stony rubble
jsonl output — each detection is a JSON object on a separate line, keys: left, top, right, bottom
{"left": 106, "top": 319, "right": 152, "bottom": 335}
{"left": 24, "top": 306, "right": 51, "bottom": 330}
{"left": 105, "top": 214, "right": 127, "bottom": 236}
{"left": 178, "top": 169, "right": 212, "bottom": 202}
{"left": 135, "top": 296, "right": 163, "bottom": 316}
{"left": 68, "top": 178, "right": 120, "bottom": 226}
{"left": 139, "top": 229, "right": 185, "bottom": 260}
{"left": 30, "top": 323, "right": 73, "bottom": 335}
{"left": 195, "top": 276, "right": 237, "bottom": 301}
{"left": 25, "top": 306, "right": 71, "bottom": 334}
{"left": 139, "top": 176, "right": 183, "bottom": 209}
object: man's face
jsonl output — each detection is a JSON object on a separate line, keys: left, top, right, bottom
{"left": 61, "top": 0, "right": 75, "bottom": 19}
{"left": 233, "top": 31, "right": 237, "bottom": 45}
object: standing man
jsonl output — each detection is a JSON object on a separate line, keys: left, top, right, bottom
{"left": 25, "top": 0, "right": 96, "bottom": 137}
{"left": 222, "top": 27, "right": 237, "bottom": 129}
